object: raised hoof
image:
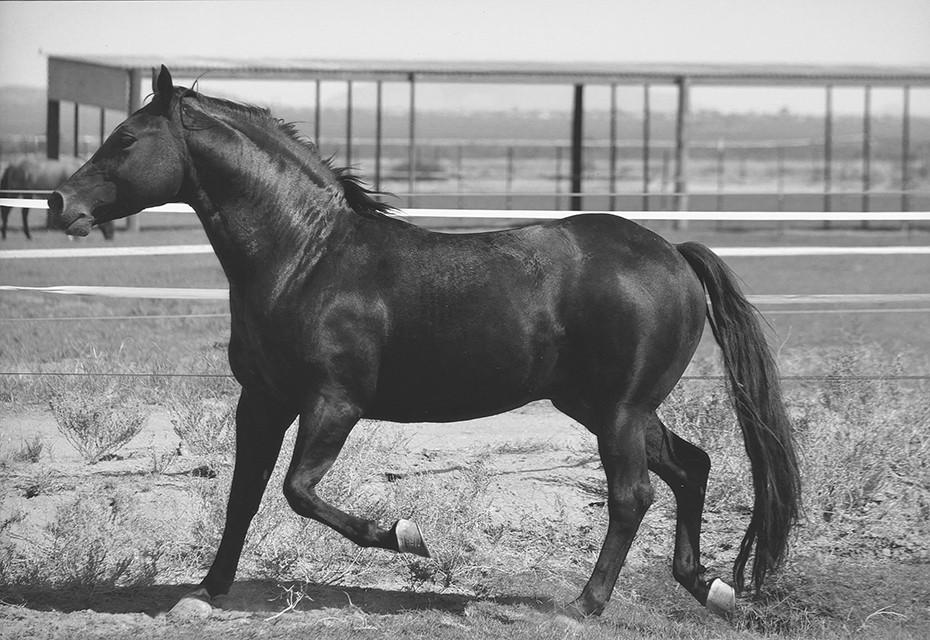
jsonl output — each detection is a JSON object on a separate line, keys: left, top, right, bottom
{"left": 394, "top": 519, "right": 431, "bottom": 557}
{"left": 168, "top": 588, "right": 214, "bottom": 619}
{"left": 705, "top": 578, "right": 736, "bottom": 619}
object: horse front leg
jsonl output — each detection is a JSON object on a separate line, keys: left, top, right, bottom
{"left": 283, "top": 395, "right": 430, "bottom": 557}
{"left": 170, "top": 388, "right": 296, "bottom": 618}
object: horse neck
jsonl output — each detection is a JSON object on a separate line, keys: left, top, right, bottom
{"left": 180, "top": 115, "right": 348, "bottom": 286}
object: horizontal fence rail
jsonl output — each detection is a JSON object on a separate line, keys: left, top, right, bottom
{"left": 2, "top": 198, "right": 930, "bottom": 221}
{"left": 0, "top": 370, "right": 926, "bottom": 382}
{"left": 3, "top": 244, "right": 930, "bottom": 260}
{"left": 3, "top": 284, "right": 930, "bottom": 307}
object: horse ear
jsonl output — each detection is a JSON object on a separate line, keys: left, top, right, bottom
{"left": 152, "top": 65, "right": 174, "bottom": 106}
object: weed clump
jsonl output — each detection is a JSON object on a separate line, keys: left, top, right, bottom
{"left": 48, "top": 380, "right": 146, "bottom": 464}
{"left": 0, "top": 485, "right": 170, "bottom": 595}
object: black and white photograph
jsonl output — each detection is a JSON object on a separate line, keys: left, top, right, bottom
{"left": 1, "top": 1, "right": 928, "bottom": 638}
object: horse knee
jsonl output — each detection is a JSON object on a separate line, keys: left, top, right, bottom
{"left": 607, "top": 480, "right": 654, "bottom": 525}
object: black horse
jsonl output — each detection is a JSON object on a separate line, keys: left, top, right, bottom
{"left": 49, "top": 67, "right": 800, "bottom": 621}
{"left": 1, "top": 156, "right": 114, "bottom": 239}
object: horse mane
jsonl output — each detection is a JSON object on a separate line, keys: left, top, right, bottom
{"left": 173, "top": 87, "right": 398, "bottom": 221}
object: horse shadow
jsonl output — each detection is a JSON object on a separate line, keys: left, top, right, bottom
{"left": 4, "top": 579, "right": 557, "bottom": 620}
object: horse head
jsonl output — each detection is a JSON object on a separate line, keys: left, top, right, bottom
{"left": 48, "top": 66, "right": 188, "bottom": 236}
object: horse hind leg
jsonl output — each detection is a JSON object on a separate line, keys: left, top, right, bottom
{"left": 645, "top": 413, "right": 736, "bottom": 618}
{"left": 282, "top": 396, "right": 430, "bottom": 557}
{"left": 562, "top": 402, "right": 655, "bottom": 617}
{"left": 1, "top": 206, "right": 8, "bottom": 239}
{"left": 22, "top": 207, "right": 31, "bottom": 240}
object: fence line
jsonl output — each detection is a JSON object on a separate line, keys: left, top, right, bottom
{"left": 4, "top": 243, "right": 930, "bottom": 260}
{"left": 2, "top": 198, "right": 930, "bottom": 221}
{"left": 3, "top": 284, "right": 929, "bottom": 306}
{"left": 1, "top": 370, "right": 926, "bottom": 382}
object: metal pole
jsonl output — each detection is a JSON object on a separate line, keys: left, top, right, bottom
{"left": 674, "top": 76, "right": 690, "bottom": 225}
{"left": 73, "top": 102, "right": 80, "bottom": 157}
{"left": 127, "top": 69, "right": 143, "bottom": 231}
{"left": 570, "top": 84, "right": 584, "bottom": 211}
{"left": 506, "top": 146, "right": 514, "bottom": 210}
{"left": 776, "top": 144, "right": 785, "bottom": 213}
{"left": 314, "top": 80, "right": 321, "bottom": 142}
{"left": 457, "top": 144, "right": 464, "bottom": 208}
{"left": 642, "top": 83, "right": 650, "bottom": 212}
{"left": 408, "top": 73, "right": 416, "bottom": 204}
{"left": 46, "top": 100, "right": 60, "bottom": 160}
{"left": 99, "top": 108, "right": 106, "bottom": 147}
{"left": 345, "top": 81, "right": 353, "bottom": 167}
{"left": 716, "top": 138, "right": 725, "bottom": 212}
{"left": 862, "top": 85, "right": 871, "bottom": 220}
{"left": 555, "top": 146, "right": 563, "bottom": 210}
{"left": 902, "top": 85, "right": 911, "bottom": 213}
{"left": 824, "top": 84, "right": 833, "bottom": 218}
{"left": 609, "top": 83, "right": 617, "bottom": 211}
{"left": 374, "top": 81, "right": 383, "bottom": 192}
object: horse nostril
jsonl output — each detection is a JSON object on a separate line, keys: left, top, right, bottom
{"left": 47, "top": 191, "right": 64, "bottom": 218}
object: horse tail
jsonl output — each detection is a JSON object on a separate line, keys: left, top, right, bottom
{"left": 676, "top": 241, "right": 801, "bottom": 595}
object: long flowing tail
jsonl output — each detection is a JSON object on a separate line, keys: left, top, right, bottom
{"left": 676, "top": 241, "right": 801, "bottom": 594}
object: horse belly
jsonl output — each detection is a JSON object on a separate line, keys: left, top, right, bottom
{"left": 366, "top": 308, "right": 563, "bottom": 423}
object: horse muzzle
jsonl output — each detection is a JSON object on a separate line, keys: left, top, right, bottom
{"left": 47, "top": 189, "right": 95, "bottom": 237}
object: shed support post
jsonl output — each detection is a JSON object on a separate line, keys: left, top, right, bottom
{"left": 73, "top": 102, "right": 80, "bottom": 157}
{"left": 126, "top": 69, "right": 143, "bottom": 232}
{"left": 609, "top": 83, "right": 617, "bottom": 211}
{"left": 862, "top": 85, "right": 871, "bottom": 221}
{"left": 570, "top": 83, "right": 584, "bottom": 211}
{"left": 314, "top": 80, "right": 322, "bottom": 142}
{"left": 642, "top": 83, "right": 650, "bottom": 211}
{"left": 375, "top": 81, "right": 383, "bottom": 193}
{"left": 824, "top": 84, "right": 833, "bottom": 223}
{"left": 674, "top": 76, "right": 690, "bottom": 228}
{"left": 46, "top": 100, "right": 60, "bottom": 160}
{"left": 902, "top": 85, "right": 911, "bottom": 214}
{"left": 345, "top": 81, "right": 353, "bottom": 167}
{"left": 408, "top": 73, "right": 416, "bottom": 205}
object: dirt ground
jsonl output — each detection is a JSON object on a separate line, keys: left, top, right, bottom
{"left": 1, "top": 401, "right": 928, "bottom": 639}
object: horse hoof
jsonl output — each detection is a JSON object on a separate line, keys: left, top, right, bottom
{"left": 705, "top": 578, "right": 736, "bottom": 619}
{"left": 168, "top": 588, "right": 214, "bottom": 619}
{"left": 394, "top": 519, "right": 431, "bottom": 557}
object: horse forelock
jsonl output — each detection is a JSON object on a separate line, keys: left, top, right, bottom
{"left": 171, "top": 86, "right": 396, "bottom": 221}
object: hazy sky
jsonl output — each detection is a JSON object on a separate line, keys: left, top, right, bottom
{"left": 2, "top": 0, "right": 929, "bottom": 114}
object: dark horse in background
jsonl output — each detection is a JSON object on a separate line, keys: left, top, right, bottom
{"left": 50, "top": 67, "right": 800, "bottom": 621}
{"left": 1, "top": 156, "right": 114, "bottom": 239}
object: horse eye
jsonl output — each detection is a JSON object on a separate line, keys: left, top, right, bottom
{"left": 118, "top": 133, "right": 136, "bottom": 149}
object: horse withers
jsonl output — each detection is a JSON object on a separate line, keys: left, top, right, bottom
{"left": 49, "top": 66, "right": 801, "bottom": 622}
{"left": 1, "top": 156, "right": 114, "bottom": 239}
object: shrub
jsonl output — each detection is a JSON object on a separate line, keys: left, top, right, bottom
{"left": 168, "top": 389, "right": 236, "bottom": 468}
{"left": 48, "top": 380, "right": 147, "bottom": 464}
{"left": 0, "top": 486, "right": 169, "bottom": 595}
{"left": 12, "top": 436, "right": 47, "bottom": 464}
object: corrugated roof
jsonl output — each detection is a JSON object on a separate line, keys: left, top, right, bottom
{"left": 51, "top": 55, "right": 930, "bottom": 86}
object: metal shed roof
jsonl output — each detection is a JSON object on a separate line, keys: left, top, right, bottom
{"left": 51, "top": 55, "right": 930, "bottom": 86}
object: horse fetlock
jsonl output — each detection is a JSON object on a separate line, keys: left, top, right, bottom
{"left": 393, "top": 519, "right": 431, "bottom": 557}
